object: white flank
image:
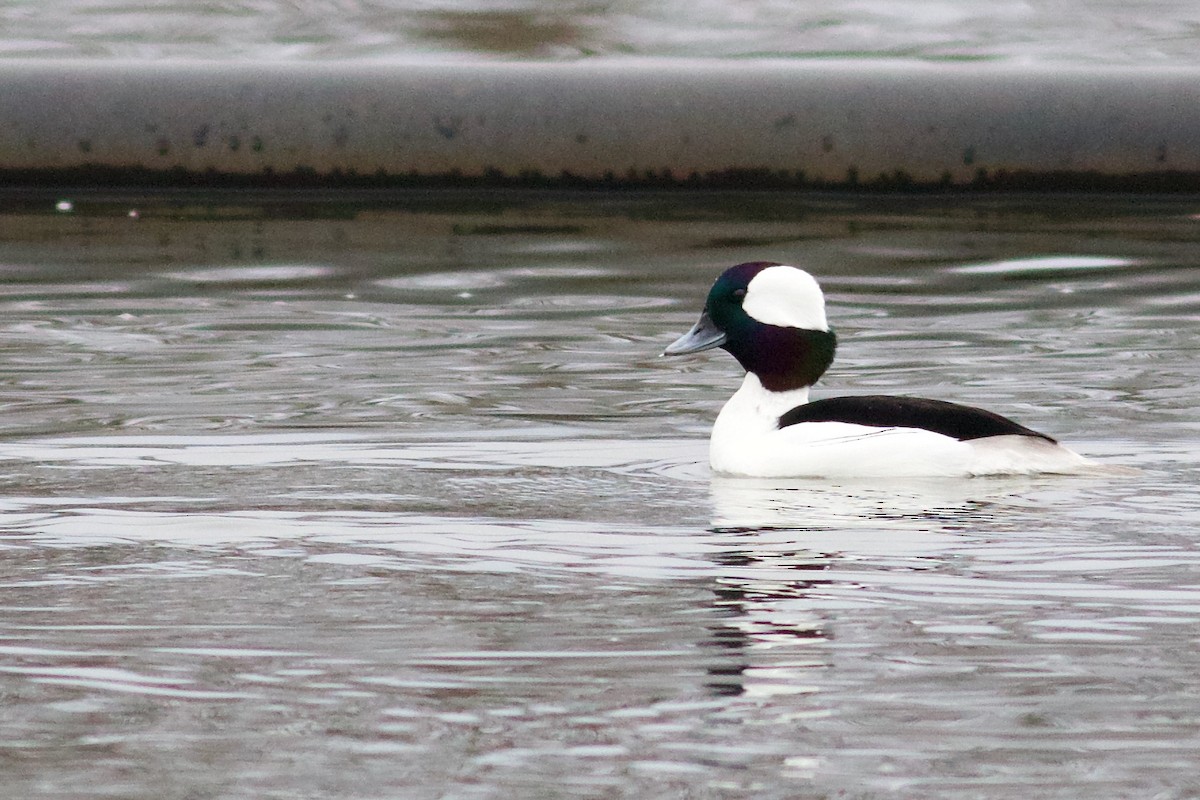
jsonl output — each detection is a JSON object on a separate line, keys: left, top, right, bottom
{"left": 709, "top": 375, "right": 1098, "bottom": 478}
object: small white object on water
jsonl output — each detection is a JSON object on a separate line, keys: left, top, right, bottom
{"left": 128, "top": 209, "right": 140, "bottom": 219}
{"left": 55, "top": 200, "right": 73, "bottom": 212}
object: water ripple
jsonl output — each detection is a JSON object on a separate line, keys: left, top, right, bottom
{"left": 0, "top": 196, "right": 1198, "bottom": 800}
{"left": 5, "top": 1, "right": 1200, "bottom": 64}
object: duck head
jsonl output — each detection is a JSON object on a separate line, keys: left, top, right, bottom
{"left": 663, "top": 261, "right": 837, "bottom": 392}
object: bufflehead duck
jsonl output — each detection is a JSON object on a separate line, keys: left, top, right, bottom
{"left": 663, "top": 261, "right": 1094, "bottom": 478}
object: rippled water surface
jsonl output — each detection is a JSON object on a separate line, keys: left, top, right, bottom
{"left": 1, "top": 192, "right": 1199, "bottom": 798}
{"left": 3, "top": 0, "right": 1200, "bottom": 64}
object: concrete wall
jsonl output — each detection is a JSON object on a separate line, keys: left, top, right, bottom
{"left": 3, "top": 60, "right": 1200, "bottom": 190}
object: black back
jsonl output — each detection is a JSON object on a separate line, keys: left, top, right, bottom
{"left": 777, "top": 395, "right": 1056, "bottom": 443}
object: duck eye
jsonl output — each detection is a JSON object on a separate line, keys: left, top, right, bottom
{"left": 732, "top": 288, "right": 747, "bottom": 301}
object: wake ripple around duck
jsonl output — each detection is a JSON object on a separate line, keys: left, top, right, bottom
{"left": 1, "top": 430, "right": 1198, "bottom": 632}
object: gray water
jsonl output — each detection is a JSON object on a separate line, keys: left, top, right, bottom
{"left": 4, "top": 0, "right": 1200, "bottom": 64}
{"left": 0, "top": 191, "right": 1199, "bottom": 798}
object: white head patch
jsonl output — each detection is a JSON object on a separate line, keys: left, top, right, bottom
{"left": 741, "top": 265, "right": 829, "bottom": 331}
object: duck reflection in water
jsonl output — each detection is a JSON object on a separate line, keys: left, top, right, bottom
{"left": 697, "top": 476, "right": 1035, "bottom": 700}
